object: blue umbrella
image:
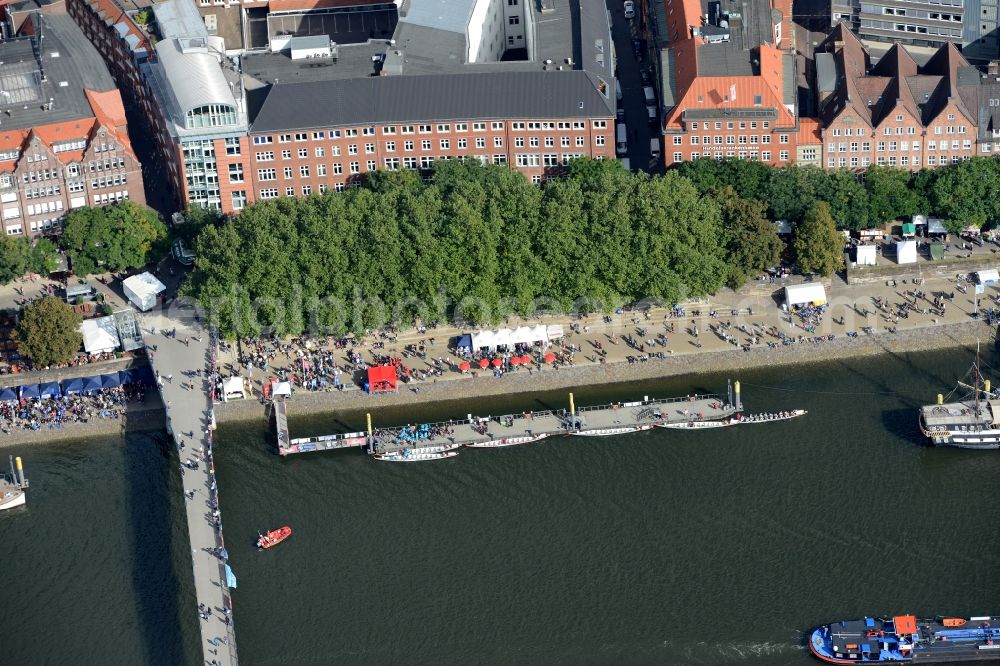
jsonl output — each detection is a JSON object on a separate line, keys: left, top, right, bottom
{"left": 81, "top": 375, "right": 103, "bottom": 395}
{"left": 62, "top": 377, "right": 85, "bottom": 395}
{"left": 100, "top": 372, "right": 122, "bottom": 388}
{"left": 38, "top": 381, "right": 61, "bottom": 399}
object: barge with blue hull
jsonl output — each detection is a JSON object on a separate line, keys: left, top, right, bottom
{"left": 810, "top": 615, "right": 1000, "bottom": 663}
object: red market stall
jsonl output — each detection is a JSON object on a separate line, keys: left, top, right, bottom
{"left": 366, "top": 365, "right": 398, "bottom": 393}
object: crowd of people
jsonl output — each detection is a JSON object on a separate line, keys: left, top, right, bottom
{"left": 0, "top": 383, "right": 148, "bottom": 433}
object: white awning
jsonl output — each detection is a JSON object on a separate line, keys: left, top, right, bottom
{"left": 470, "top": 330, "right": 494, "bottom": 350}
{"left": 784, "top": 283, "right": 827, "bottom": 307}
{"left": 927, "top": 218, "right": 946, "bottom": 234}
{"left": 546, "top": 324, "right": 564, "bottom": 339}
{"left": 896, "top": 239, "right": 918, "bottom": 264}
{"left": 80, "top": 316, "right": 120, "bottom": 354}
{"left": 272, "top": 381, "right": 292, "bottom": 397}
{"left": 975, "top": 269, "right": 999, "bottom": 285}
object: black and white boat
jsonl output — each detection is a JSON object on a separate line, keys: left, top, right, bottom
{"left": 919, "top": 346, "right": 1000, "bottom": 449}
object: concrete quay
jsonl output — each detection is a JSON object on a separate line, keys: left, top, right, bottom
{"left": 144, "top": 309, "right": 237, "bottom": 666}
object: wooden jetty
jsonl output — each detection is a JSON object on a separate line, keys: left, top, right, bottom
{"left": 276, "top": 382, "right": 746, "bottom": 458}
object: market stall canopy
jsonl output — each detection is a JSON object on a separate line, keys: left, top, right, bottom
{"left": 366, "top": 365, "right": 397, "bottom": 393}
{"left": 975, "top": 269, "right": 1000, "bottom": 285}
{"left": 901, "top": 223, "right": 916, "bottom": 236}
{"left": 81, "top": 316, "right": 121, "bottom": 355}
{"left": 120, "top": 366, "right": 155, "bottom": 386}
{"left": 81, "top": 375, "right": 104, "bottom": 394}
{"left": 930, "top": 242, "right": 945, "bottom": 260}
{"left": 896, "top": 239, "right": 918, "bottom": 264}
{"left": 38, "top": 381, "right": 61, "bottom": 398}
{"left": 223, "top": 376, "right": 247, "bottom": 401}
{"left": 455, "top": 334, "right": 472, "bottom": 351}
{"left": 494, "top": 328, "right": 514, "bottom": 347}
{"left": 19, "top": 384, "right": 40, "bottom": 399}
{"left": 546, "top": 325, "right": 564, "bottom": 339}
{"left": 784, "top": 283, "right": 827, "bottom": 308}
{"left": 470, "top": 330, "right": 495, "bottom": 350}
{"left": 0, "top": 387, "right": 17, "bottom": 402}
{"left": 62, "top": 377, "right": 85, "bottom": 395}
{"left": 272, "top": 381, "right": 292, "bottom": 397}
{"left": 928, "top": 218, "right": 946, "bottom": 234}
{"left": 100, "top": 372, "right": 122, "bottom": 388}
{"left": 856, "top": 245, "right": 877, "bottom": 266}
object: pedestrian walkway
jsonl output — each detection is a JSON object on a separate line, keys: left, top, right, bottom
{"left": 143, "top": 310, "right": 237, "bottom": 666}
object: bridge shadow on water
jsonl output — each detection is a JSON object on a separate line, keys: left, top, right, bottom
{"left": 122, "top": 425, "right": 189, "bottom": 665}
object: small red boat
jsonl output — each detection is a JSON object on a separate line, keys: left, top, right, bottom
{"left": 256, "top": 526, "right": 292, "bottom": 549}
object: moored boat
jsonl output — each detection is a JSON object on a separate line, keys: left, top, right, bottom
{"left": 257, "top": 525, "right": 292, "bottom": 549}
{"left": 809, "top": 615, "right": 1000, "bottom": 663}
{"left": 465, "top": 433, "right": 550, "bottom": 448}
{"left": 572, "top": 424, "right": 655, "bottom": 437}
{"left": 919, "top": 345, "right": 1000, "bottom": 448}
{"left": 0, "top": 455, "right": 28, "bottom": 512}
{"left": 659, "top": 418, "right": 739, "bottom": 429}
{"left": 373, "top": 449, "right": 460, "bottom": 462}
{"left": 738, "top": 409, "right": 807, "bottom": 424}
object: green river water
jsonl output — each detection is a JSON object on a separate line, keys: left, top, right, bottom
{"left": 2, "top": 345, "right": 999, "bottom": 665}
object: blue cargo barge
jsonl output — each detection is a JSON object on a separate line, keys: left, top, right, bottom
{"left": 810, "top": 615, "right": 1000, "bottom": 663}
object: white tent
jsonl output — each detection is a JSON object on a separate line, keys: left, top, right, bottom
{"left": 528, "top": 324, "right": 549, "bottom": 343}
{"left": 975, "top": 269, "right": 1000, "bottom": 285}
{"left": 896, "top": 239, "right": 918, "bottom": 264}
{"left": 470, "top": 330, "right": 495, "bottom": 350}
{"left": 494, "top": 328, "right": 514, "bottom": 348}
{"left": 927, "top": 218, "right": 946, "bottom": 234}
{"left": 546, "top": 324, "right": 564, "bottom": 339}
{"left": 223, "top": 376, "right": 247, "bottom": 401}
{"left": 80, "top": 316, "right": 120, "bottom": 354}
{"left": 122, "top": 272, "right": 166, "bottom": 311}
{"left": 856, "top": 245, "right": 877, "bottom": 266}
{"left": 272, "top": 381, "right": 292, "bottom": 397}
{"left": 510, "top": 326, "right": 534, "bottom": 345}
{"left": 784, "top": 283, "right": 827, "bottom": 309}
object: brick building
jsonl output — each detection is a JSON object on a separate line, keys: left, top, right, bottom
{"left": 816, "top": 23, "right": 983, "bottom": 170}
{"left": 0, "top": 8, "right": 145, "bottom": 237}
{"left": 659, "top": 0, "right": 822, "bottom": 167}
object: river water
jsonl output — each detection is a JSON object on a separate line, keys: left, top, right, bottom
{"left": 3, "top": 346, "right": 1000, "bottom": 665}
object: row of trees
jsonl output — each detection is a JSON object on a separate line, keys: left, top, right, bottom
{"left": 184, "top": 160, "right": 799, "bottom": 337}
{"left": 676, "top": 156, "right": 1000, "bottom": 232}
{"left": 0, "top": 201, "right": 167, "bottom": 286}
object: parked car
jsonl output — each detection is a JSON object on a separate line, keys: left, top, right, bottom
{"left": 616, "top": 107, "right": 625, "bottom": 121}
{"left": 632, "top": 39, "right": 643, "bottom": 59}
{"left": 639, "top": 69, "right": 651, "bottom": 85}
{"left": 624, "top": 0, "right": 635, "bottom": 18}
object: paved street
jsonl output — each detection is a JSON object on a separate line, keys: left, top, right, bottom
{"left": 144, "top": 304, "right": 237, "bottom": 666}
{"left": 606, "top": 0, "right": 659, "bottom": 171}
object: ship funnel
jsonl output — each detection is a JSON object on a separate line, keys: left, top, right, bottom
{"left": 569, "top": 392, "right": 576, "bottom": 417}
{"left": 937, "top": 393, "right": 944, "bottom": 405}
{"left": 733, "top": 381, "right": 742, "bottom": 411}
{"left": 15, "top": 456, "right": 25, "bottom": 487}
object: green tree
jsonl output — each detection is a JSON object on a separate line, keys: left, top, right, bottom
{"left": 12, "top": 297, "right": 83, "bottom": 367}
{"left": 819, "top": 169, "right": 869, "bottom": 230}
{"left": 0, "top": 236, "right": 33, "bottom": 285}
{"left": 865, "top": 166, "right": 921, "bottom": 227}
{"left": 793, "top": 201, "right": 844, "bottom": 277}
{"left": 713, "top": 186, "right": 783, "bottom": 288}
{"left": 929, "top": 158, "right": 1000, "bottom": 232}
{"left": 61, "top": 201, "right": 167, "bottom": 276}
{"left": 29, "top": 238, "right": 60, "bottom": 275}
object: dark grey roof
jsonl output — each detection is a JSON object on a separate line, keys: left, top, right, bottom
{"left": 660, "top": 48, "right": 677, "bottom": 109}
{"left": 816, "top": 52, "right": 837, "bottom": 93}
{"left": 250, "top": 71, "right": 613, "bottom": 132}
{"left": 0, "top": 13, "right": 115, "bottom": 131}
{"left": 694, "top": 0, "right": 774, "bottom": 77}
{"left": 782, "top": 53, "right": 795, "bottom": 105}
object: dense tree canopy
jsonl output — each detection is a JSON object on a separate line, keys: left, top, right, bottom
{"left": 713, "top": 186, "right": 784, "bottom": 289}
{"left": 13, "top": 297, "right": 83, "bottom": 367}
{"left": 184, "top": 161, "right": 728, "bottom": 338}
{"left": 794, "top": 202, "right": 844, "bottom": 277}
{"left": 0, "top": 236, "right": 60, "bottom": 285}
{"left": 678, "top": 156, "right": 1000, "bottom": 232}
{"left": 61, "top": 201, "right": 167, "bottom": 276}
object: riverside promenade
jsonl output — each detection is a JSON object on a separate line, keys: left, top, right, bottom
{"left": 144, "top": 306, "right": 237, "bottom": 666}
